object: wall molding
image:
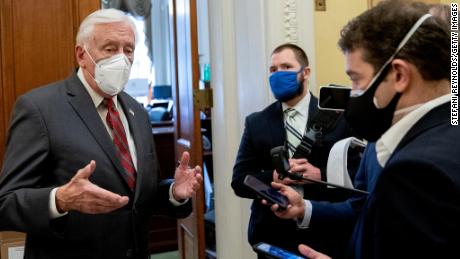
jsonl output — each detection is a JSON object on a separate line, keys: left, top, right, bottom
{"left": 284, "top": 0, "right": 298, "bottom": 43}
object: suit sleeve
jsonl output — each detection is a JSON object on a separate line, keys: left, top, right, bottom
{"left": 134, "top": 104, "right": 193, "bottom": 219}
{"left": 231, "top": 117, "right": 273, "bottom": 199}
{"left": 153, "top": 179, "right": 192, "bottom": 218}
{"left": 371, "top": 159, "right": 460, "bottom": 258}
{"left": 0, "top": 95, "right": 57, "bottom": 235}
{"left": 309, "top": 147, "right": 369, "bottom": 228}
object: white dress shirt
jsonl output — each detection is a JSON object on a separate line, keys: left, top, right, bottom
{"left": 282, "top": 92, "right": 311, "bottom": 137}
{"left": 376, "top": 94, "right": 450, "bottom": 167}
{"left": 282, "top": 92, "right": 313, "bottom": 226}
{"left": 77, "top": 68, "right": 138, "bottom": 168}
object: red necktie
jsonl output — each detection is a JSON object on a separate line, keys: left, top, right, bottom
{"left": 105, "top": 98, "right": 136, "bottom": 190}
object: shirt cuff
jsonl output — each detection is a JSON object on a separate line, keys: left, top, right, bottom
{"left": 296, "top": 199, "right": 313, "bottom": 229}
{"left": 49, "top": 187, "right": 68, "bottom": 219}
{"left": 169, "top": 182, "right": 189, "bottom": 206}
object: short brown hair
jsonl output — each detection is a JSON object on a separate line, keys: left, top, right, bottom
{"left": 338, "top": 0, "right": 450, "bottom": 81}
{"left": 272, "top": 43, "right": 309, "bottom": 67}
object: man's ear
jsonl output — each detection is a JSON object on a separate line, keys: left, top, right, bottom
{"left": 391, "top": 59, "right": 411, "bottom": 93}
{"left": 75, "top": 45, "right": 86, "bottom": 68}
{"left": 302, "top": 67, "right": 311, "bottom": 80}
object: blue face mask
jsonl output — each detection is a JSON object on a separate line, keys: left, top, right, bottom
{"left": 269, "top": 68, "right": 304, "bottom": 102}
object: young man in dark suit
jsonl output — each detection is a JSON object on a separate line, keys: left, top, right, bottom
{"left": 270, "top": 1, "right": 460, "bottom": 258}
{"left": 231, "top": 43, "right": 353, "bottom": 257}
{"left": 0, "top": 9, "right": 202, "bottom": 259}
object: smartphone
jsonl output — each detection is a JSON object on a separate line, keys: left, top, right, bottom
{"left": 243, "top": 175, "right": 288, "bottom": 209}
{"left": 253, "top": 242, "right": 306, "bottom": 259}
{"left": 318, "top": 84, "right": 351, "bottom": 111}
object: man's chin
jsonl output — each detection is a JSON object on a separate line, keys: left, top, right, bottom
{"left": 279, "top": 92, "right": 302, "bottom": 103}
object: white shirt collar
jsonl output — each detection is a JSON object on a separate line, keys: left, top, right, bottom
{"left": 282, "top": 91, "right": 311, "bottom": 119}
{"left": 77, "top": 68, "right": 119, "bottom": 109}
{"left": 376, "top": 94, "right": 450, "bottom": 166}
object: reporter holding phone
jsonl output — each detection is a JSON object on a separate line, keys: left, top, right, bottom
{"left": 270, "top": 1, "right": 459, "bottom": 258}
{"left": 264, "top": 142, "right": 380, "bottom": 257}
{"left": 232, "top": 43, "right": 355, "bottom": 258}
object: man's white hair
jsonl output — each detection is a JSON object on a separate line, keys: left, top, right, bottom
{"left": 76, "top": 8, "right": 138, "bottom": 45}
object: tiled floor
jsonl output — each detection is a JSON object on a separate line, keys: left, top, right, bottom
{"left": 150, "top": 250, "right": 179, "bottom": 259}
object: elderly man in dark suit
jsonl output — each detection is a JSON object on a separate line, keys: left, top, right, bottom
{"left": 269, "top": 1, "right": 460, "bottom": 259}
{"left": 231, "top": 43, "right": 353, "bottom": 258}
{"left": 0, "top": 8, "right": 202, "bottom": 259}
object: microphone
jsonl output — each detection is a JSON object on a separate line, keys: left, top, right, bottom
{"left": 270, "top": 146, "right": 369, "bottom": 195}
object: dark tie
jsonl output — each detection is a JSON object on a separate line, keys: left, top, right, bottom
{"left": 285, "top": 108, "right": 302, "bottom": 158}
{"left": 105, "top": 98, "right": 136, "bottom": 190}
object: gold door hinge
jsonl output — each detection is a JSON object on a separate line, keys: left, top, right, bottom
{"left": 193, "top": 88, "right": 213, "bottom": 110}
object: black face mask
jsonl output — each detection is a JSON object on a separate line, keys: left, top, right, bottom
{"left": 345, "top": 64, "right": 401, "bottom": 142}
{"left": 344, "top": 13, "right": 432, "bottom": 141}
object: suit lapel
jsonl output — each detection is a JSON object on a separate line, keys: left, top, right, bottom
{"left": 117, "top": 93, "right": 146, "bottom": 199}
{"left": 307, "top": 94, "right": 318, "bottom": 129}
{"left": 268, "top": 94, "right": 318, "bottom": 148}
{"left": 267, "top": 101, "right": 286, "bottom": 148}
{"left": 394, "top": 103, "right": 450, "bottom": 152}
{"left": 65, "top": 74, "right": 133, "bottom": 192}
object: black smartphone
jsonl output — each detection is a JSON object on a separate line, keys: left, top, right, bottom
{"left": 318, "top": 84, "right": 351, "bottom": 111}
{"left": 243, "top": 175, "right": 288, "bottom": 209}
{"left": 253, "top": 242, "right": 306, "bottom": 259}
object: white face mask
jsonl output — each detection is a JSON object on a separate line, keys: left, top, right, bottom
{"left": 84, "top": 46, "right": 132, "bottom": 96}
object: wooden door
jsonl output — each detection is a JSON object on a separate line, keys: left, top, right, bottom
{"left": 169, "top": 0, "right": 206, "bottom": 258}
{"left": 0, "top": 0, "right": 100, "bottom": 245}
{"left": 0, "top": 0, "right": 100, "bottom": 168}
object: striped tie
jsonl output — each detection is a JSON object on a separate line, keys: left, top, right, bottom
{"left": 105, "top": 98, "right": 137, "bottom": 190}
{"left": 285, "top": 108, "right": 303, "bottom": 158}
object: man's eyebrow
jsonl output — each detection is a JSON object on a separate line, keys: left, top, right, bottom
{"left": 99, "top": 40, "right": 116, "bottom": 47}
{"left": 279, "top": 62, "right": 292, "bottom": 67}
{"left": 270, "top": 62, "right": 293, "bottom": 69}
{"left": 100, "top": 40, "right": 134, "bottom": 49}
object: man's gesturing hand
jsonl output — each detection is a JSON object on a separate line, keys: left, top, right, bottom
{"left": 56, "top": 160, "right": 129, "bottom": 214}
{"left": 173, "top": 152, "right": 203, "bottom": 201}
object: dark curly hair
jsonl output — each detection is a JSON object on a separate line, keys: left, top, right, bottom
{"left": 338, "top": 0, "right": 450, "bottom": 81}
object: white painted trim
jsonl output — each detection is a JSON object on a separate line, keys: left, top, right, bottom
{"left": 209, "top": 1, "right": 316, "bottom": 258}
{"left": 209, "top": 0, "right": 255, "bottom": 258}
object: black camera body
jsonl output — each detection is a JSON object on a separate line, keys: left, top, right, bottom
{"left": 270, "top": 146, "right": 303, "bottom": 180}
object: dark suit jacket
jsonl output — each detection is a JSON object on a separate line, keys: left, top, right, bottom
{"left": 305, "top": 143, "right": 381, "bottom": 258}
{"left": 350, "top": 102, "right": 460, "bottom": 259}
{"left": 231, "top": 94, "right": 351, "bottom": 256}
{"left": 0, "top": 73, "right": 191, "bottom": 259}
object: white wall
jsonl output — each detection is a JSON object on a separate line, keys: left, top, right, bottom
{"left": 208, "top": 1, "right": 316, "bottom": 258}
{"left": 197, "top": 0, "right": 210, "bottom": 68}
{"left": 151, "top": 0, "right": 172, "bottom": 85}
